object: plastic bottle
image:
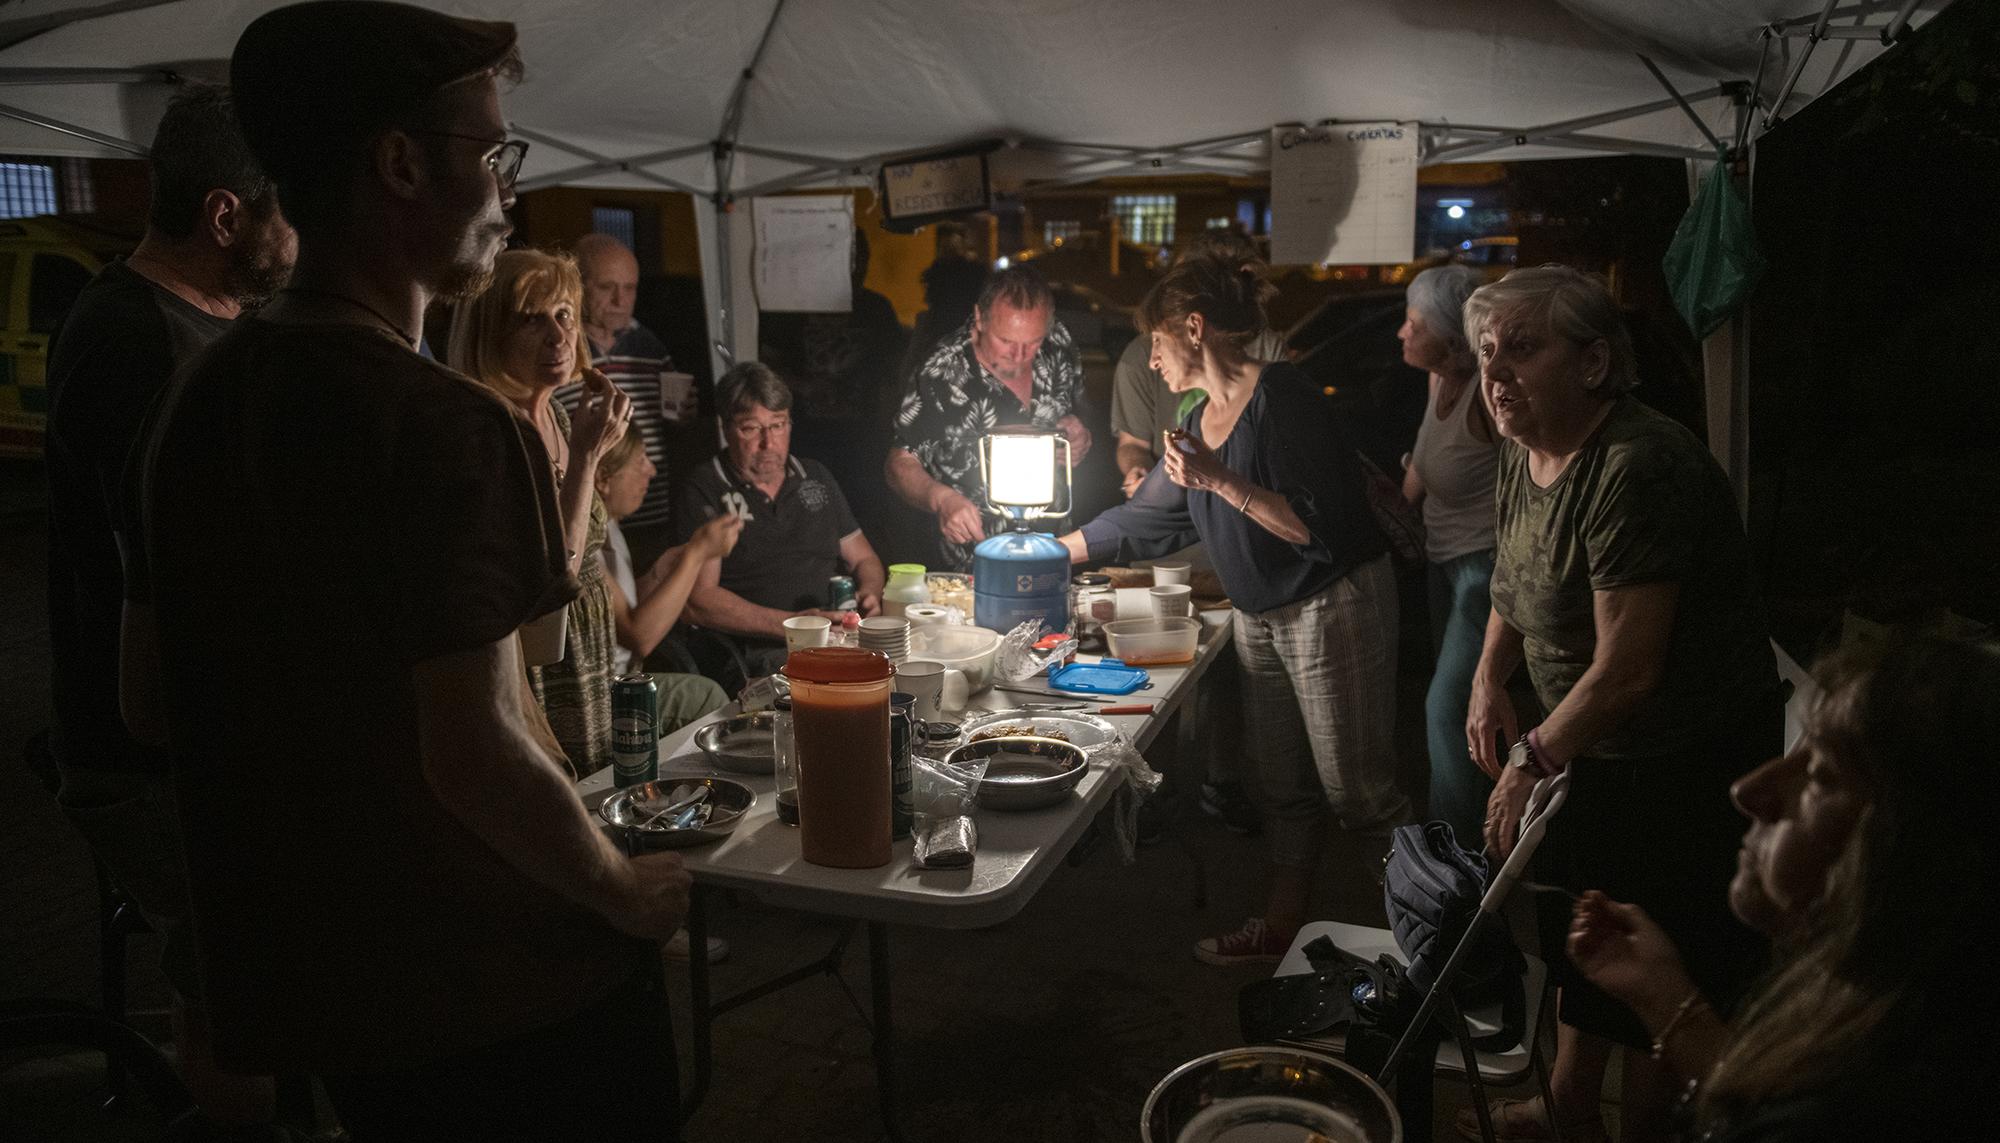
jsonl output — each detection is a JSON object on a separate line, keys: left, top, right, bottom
{"left": 882, "top": 563, "right": 929, "bottom": 617}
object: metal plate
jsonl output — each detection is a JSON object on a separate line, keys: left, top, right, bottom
{"left": 959, "top": 708, "right": 1119, "bottom": 750}
{"left": 693, "top": 712, "right": 777, "bottom": 774}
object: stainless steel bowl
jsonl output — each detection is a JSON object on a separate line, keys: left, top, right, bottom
{"left": 598, "top": 776, "right": 756, "bottom": 850}
{"left": 1142, "top": 1047, "right": 1401, "bottom": 1143}
{"left": 946, "top": 735, "right": 1088, "bottom": 812}
{"left": 693, "top": 712, "right": 777, "bottom": 774}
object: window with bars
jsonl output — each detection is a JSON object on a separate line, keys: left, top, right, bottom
{"left": 591, "top": 206, "right": 637, "bottom": 253}
{"left": 1110, "top": 194, "right": 1175, "bottom": 246}
{"left": 1042, "top": 220, "right": 1081, "bottom": 245}
{"left": 0, "top": 162, "right": 59, "bottom": 219}
{"left": 59, "top": 159, "right": 95, "bottom": 213}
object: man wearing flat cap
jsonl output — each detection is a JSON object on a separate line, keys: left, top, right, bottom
{"left": 135, "top": 4, "right": 687, "bottom": 1137}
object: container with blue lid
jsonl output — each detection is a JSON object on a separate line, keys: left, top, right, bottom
{"left": 1047, "top": 659, "right": 1151, "bottom": 696}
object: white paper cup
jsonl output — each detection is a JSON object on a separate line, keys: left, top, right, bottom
{"left": 1151, "top": 561, "right": 1192, "bottom": 587}
{"left": 658, "top": 371, "right": 694, "bottom": 422}
{"left": 783, "top": 615, "right": 832, "bottom": 653}
{"left": 519, "top": 607, "right": 568, "bottom": 667}
{"left": 895, "top": 658, "right": 965, "bottom": 720}
{"left": 1149, "top": 583, "right": 1194, "bottom": 618}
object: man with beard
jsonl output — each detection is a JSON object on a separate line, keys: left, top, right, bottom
{"left": 886, "top": 264, "right": 1092, "bottom": 571}
{"left": 44, "top": 82, "right": 295, "bottom": 1132}
{"left": 676, "top": 362, "right": 886, "bottom": 681}
{"left": 136, "top": 4, "right": 690, "bottom": 1137}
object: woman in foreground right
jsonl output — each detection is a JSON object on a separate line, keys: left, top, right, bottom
{"left": 1566, "top": 631, "right": 1995, "bottom": 1141}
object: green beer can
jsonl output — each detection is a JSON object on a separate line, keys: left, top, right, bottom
{"left": 611, "top": 673, "right": 660, "bottom": 787}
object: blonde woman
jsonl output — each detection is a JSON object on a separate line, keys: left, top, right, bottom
{"left": 1565, "top": 632, "right": 1992, "bottom": 1141}
{"left": 451, "top": 249, "right": 631, "bottom": 777}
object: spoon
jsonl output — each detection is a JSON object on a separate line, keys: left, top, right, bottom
{"left": 636, "top": 785, "right": 708, "bottom": 829}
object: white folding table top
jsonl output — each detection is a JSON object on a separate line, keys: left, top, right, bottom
{"left": 575, "top": 623, "right": 1233, "bottom": 930}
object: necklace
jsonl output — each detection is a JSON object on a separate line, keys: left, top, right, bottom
{"left": 283, "top": 287, "right": 418, "bottom": 348}
{"left": 124, "top": 253, "right": 236, "bottom": 320}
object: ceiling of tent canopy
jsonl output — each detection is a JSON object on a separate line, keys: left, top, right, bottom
{"left": 0, "top": 0, "right": 1949, "bottom": 191}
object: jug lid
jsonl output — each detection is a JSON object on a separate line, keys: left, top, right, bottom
{"left": 782, "top": 646, "right": 894, "bottom": 684}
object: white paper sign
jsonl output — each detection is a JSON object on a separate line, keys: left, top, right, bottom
{"left": 752, "top": 195, "right": 854, "bottom": 313}
{"left": 1269, "top": 122, "right": 1418, "bottom": 266}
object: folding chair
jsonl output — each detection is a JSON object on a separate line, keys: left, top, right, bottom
{"left": 1269, "top": 771, "right": 1572, "bottom": 1143}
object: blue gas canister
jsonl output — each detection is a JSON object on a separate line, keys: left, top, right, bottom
{"left": 972, "top": 531, "right": 1070, "bottom": 636}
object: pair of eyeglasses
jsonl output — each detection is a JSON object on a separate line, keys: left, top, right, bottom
{"left": 412, "top": 131, "right": 530, "bottom": 190}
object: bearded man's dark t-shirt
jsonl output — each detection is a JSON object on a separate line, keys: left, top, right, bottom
{"left": 140, "top": 317, "right": 642, "bottom": 1072}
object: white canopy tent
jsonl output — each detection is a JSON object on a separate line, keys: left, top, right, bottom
{"left": 0, "top": 0, "right": 1945, "bottom": 453}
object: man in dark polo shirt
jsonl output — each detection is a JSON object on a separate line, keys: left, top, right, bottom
{"left": 138, "top": 4, "right": 691, "bottom": 1138}
{"left": 677, "top": 362, "right": 886, "bottom": 680}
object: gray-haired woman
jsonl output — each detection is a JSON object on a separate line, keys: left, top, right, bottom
{"left": 1397, "top": 264, "right": 1497, "bottom": 843}
{"left": 1461, "top": 265, "right": 1782, "bottom": 1143}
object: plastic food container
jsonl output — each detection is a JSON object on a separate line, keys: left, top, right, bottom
{"left": 1102, "top": 617, "right": 1201, "bottom": 666}
{"left": 908, "top": 623, "right": 1002, "bottom": 693}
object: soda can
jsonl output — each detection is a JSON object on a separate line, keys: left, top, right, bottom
{"left": 887, "top": 691, "right": 916, "bottom": 841}
{"left": 611, "top": 673, "right": 660, "bottom": 788}
{"left": 827, "top": 574, "right": 858, "bottom": 611}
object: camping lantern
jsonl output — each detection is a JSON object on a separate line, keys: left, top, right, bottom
{"left": 972, "top": 427, "right": 1073, "bottom": 635}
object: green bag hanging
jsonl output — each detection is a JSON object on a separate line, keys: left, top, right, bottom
{"left": 1663, "top": 160, "right": 1767, "bottom": 338}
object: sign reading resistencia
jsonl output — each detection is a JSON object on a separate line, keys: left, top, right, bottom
{"left": 883, "top": 153, "right": 989, "bottom": 219}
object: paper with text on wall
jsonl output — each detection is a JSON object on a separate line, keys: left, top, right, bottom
{"left": 752, "top": 195, "right": 855, "bottom": 313}
{"left": 1269, "top": 121, "right": 1418, "bottom": 266}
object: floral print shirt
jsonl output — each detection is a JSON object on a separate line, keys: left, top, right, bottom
{"left": 892, "top": 317, "right": 1085, "bottom": 569}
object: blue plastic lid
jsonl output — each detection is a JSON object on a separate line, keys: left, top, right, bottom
{"left": 1047, "top": 659, "right": 1150, "bottom": 696}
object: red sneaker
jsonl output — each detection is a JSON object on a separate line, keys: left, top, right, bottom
{"left": 1194, "top": 917, "right": 1293, "bottom": 965}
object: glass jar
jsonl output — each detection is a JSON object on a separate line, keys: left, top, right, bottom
{"left": 1070, "top": 573, "right": 1114, "bottom": 651}
{"left": 782, "top": 647, "right": 895, "bottom": 868}
{"left": 772, "top": 695, "right": 798, "bottom": 826}
{"left": 915, "top": 720, "right": 965, "bottom": 764}
{"left": 882, "top": 563, "right": 929, "bottom": 618}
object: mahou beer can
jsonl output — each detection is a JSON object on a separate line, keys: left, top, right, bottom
{"left": 887, "top": 691, "right": 916, "bottom": 840}
{"left": 611, "top": 673, "right": 660, "bottom": 788}
{"left": 827, "top": 574, "right": 858, "bottom": 611}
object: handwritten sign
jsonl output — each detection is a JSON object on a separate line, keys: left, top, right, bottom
{"left": 1269, "top": 122, "right": 1418, "bottom": 266}
{"left": 880, "top": 150, "right": 990, "bottom": 224}
{"left": 753, "top": 195, "right": 854, "bottom": 313}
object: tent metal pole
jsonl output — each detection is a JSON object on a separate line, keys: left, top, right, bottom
{"left": 0, "top": 67, "right": 176, "bottom": 85}
{"left": 737, "top": 166, "right": 871, "bottom": 196}
{"left": 1437, "top": 84, "right": 1729, "bottom": 143}
{"left": 1884, "top": 0, "right": 1924, "bottom": 40}
{"left": 1764, "top": 0, "right": 1837, "bottom": 129}
{"left": 1639, "top": 55, "right": 1726, "bottom": 154}
{"left": 0, "top": 0, "right": 181, "bottom": 53}
{"left": 711, "top": 0, "right": 792, "bottom": 356}
{"left": 1427, "top": 129, "right": 1713, "bottom": 165}
{"left": 733, "top": 142, "right": 860, "bottom": 169}
{"left": 506, "top": 126, "right": 707, "bottom": 194}
{"left": 1768, "top": 1, "right": 1894, "bottom": 31}
{"left": 1425, "top": 84, "right": 1729, "bottom": 162}
{"left": 1773, "top": 24, "right": 1897, "bottom": 39}
{"left": 0, "top": 100, "right": 147, "bottom": 155}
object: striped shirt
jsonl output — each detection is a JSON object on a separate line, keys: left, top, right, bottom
{"left": 556, "top": 322, "right": 677, "bottom": 528}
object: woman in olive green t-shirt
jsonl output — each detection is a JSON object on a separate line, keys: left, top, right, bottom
{"left": 1459, "top": 266, "right": 1780, "bottom": 1143}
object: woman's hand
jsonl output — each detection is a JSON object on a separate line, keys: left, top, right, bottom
{"left": 691, "top": 513, "right": 744, "bottom": 562}
{"left": 1567, "top": 891, "right": 1698, "bottom": 1016}
{"left": 1465, "top": 672, "right": 1519, "bottom": 779}
{"left": 1161, "top": 429, "right": 1239, "bottom": 497}
{"left": 1482, "top": 764, "right": 1536, "bottom": 858}
{"left": 569, "top": 367, "right": 632, "bottom": 466}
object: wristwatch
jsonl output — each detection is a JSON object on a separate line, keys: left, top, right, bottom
{"left": 1508, "top": 734, "right": 1544, "bottom": 775}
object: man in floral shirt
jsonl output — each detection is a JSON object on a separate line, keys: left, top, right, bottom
{"left": 885, "top": 266, "right": 1092, "bottom": 570}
